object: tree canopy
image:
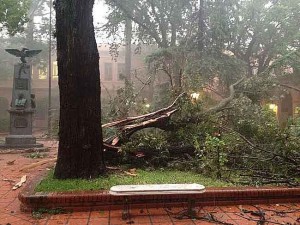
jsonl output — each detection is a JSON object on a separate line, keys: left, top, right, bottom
{"left": 0, "top": 0, "right": 30, "bottom": 35}
{"left": 104, "top": 0, "right": 300, "bottom": 87}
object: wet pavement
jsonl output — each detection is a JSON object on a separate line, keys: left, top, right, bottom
{"left": 0, "top": 140, "right": 299, "bottom": 225}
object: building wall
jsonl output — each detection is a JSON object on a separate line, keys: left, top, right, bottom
{"left": 2, "top": 54, "right": 300, "bottom": 130}
{"left": 0, "top": 45, "right": 148, "bottom": 130}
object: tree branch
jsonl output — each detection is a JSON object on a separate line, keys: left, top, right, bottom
{"left": 103, "top": 92, "right": 185, "bottom": 129}
{"left": 110, "top": 0, "right": 163, "bottom": 47}
{"left": 277, "top": 83, "right": 300, "bottom": 93}
{"left": 220, "top": 125, "right": 299, "bottom": 166}
{"left": 206, "top": 77, "right": 245, "bottom": 113}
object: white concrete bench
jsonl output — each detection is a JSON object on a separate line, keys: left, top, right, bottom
{"left": 110, "top": 183, "right": 205, "bottom": 219}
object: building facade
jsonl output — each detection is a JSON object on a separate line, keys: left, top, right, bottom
{"left": 0, "top": 45, "right": 147, "bottom": 130}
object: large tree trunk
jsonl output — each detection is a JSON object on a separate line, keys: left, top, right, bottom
{"left": 54, "top": 0, "right": 105, "bottom": 179}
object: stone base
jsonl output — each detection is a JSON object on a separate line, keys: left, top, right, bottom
{"left": 0, "top": 135, "right": 44, "bottom": 149}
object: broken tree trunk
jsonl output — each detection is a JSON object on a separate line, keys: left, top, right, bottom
{"left": 103, "top": 93, "right": 185, "bottom": 149}
{"left": 102, "top": 78, "right": 245, "bottom": 151}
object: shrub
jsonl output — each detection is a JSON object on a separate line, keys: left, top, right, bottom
{"left": 0, "top": 117, "right": 9, "bottom": 132}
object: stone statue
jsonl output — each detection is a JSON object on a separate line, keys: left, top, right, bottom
{"left": 30, "top": 94, "right": 36, "bottom": 109}
{"left": 0, "top": 48, "right": 44, "bottom": 149}
{"left": 15, "top": 93, "right": 27, "bottom": 108}
{"left": 5, "top": 48, "right": 42, "bottom": 63}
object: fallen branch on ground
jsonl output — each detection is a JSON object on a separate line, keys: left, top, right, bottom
{"left": 13, "top": 175, "right": 27, "bottom": 190}
{"left": 19, "top": 158, "right": 57, "bottom": 172}
{"left": 3, "top": 179, "right": 15, "bottom": 183}
{"left": 102, "top": 93, "right": 186, "bottom": 147}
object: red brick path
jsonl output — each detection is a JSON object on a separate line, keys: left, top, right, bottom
{"left": 0, "top": 140, "right": 299, "bottom": 225}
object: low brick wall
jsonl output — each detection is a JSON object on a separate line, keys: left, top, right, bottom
{"left": 19, "top": 174, "right": 300, "bottom": 212}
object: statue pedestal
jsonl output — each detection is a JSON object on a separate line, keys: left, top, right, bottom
{"left": 2, "top": 109, "right": 42, "bottom": 148}
{"left": 4, "top": 135, "right": 43, "bottom": 148}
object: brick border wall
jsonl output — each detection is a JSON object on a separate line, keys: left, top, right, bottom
{"left": 19, "top": 173, "right": 300, "bottom": 212}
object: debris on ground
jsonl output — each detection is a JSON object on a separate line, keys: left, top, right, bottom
{"left": 19, "top": 158, "right": 57, "bottom": 172}
{"left": 12, "top": 175, "right": 27, "bottom": 190}
{"left": 6, "top": 160, "right": 16, "bottom": 165}
{"left": 124, "top": 171, "right": 137, "bottom": 176}
{"left": 3, "top": 179, "right": 15, "bottom": 183}
{"left": 107, "top": 166, "right": 121, "bottom": 170}
{"left": 123, "top": 168, "right": 137, "bottom": 176}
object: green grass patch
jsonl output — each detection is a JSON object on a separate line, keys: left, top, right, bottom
{"left": 24, "top": 151, "right": 48, "bottom": 159}
{"left": 35, "top": 169, "right": 233, "bottom": 192}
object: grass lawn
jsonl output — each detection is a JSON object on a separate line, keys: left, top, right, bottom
{"left": 35, "top": 169, "right": 233, "bottom": 192}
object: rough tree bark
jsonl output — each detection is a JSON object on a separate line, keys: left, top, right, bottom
{"left": 54, "top": 0, "right": 105, "bottom": 179}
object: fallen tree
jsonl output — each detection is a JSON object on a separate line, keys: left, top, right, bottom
{"left": 102, "top": 92, "right": 185, "bottom": 149}
{"left": 101, "top": 76, "right": 300, "bottom": 186}
{"left": 102, "top": 77, "right": 244, "bottom": 150}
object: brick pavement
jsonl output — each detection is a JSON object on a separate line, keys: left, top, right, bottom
{"left": 0, "top": 140, "right": 299, "bottom": 225}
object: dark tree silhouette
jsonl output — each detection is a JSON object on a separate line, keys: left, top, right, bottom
{"left": 54, "top": 0, "right": 105, "bottom": 179}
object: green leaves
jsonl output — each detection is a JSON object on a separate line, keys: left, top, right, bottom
{"left": 104, "top": 0, "right": 196, "bottom": 48}
{"left": 0, "top": 0, "right": 30, "bottom": 35}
